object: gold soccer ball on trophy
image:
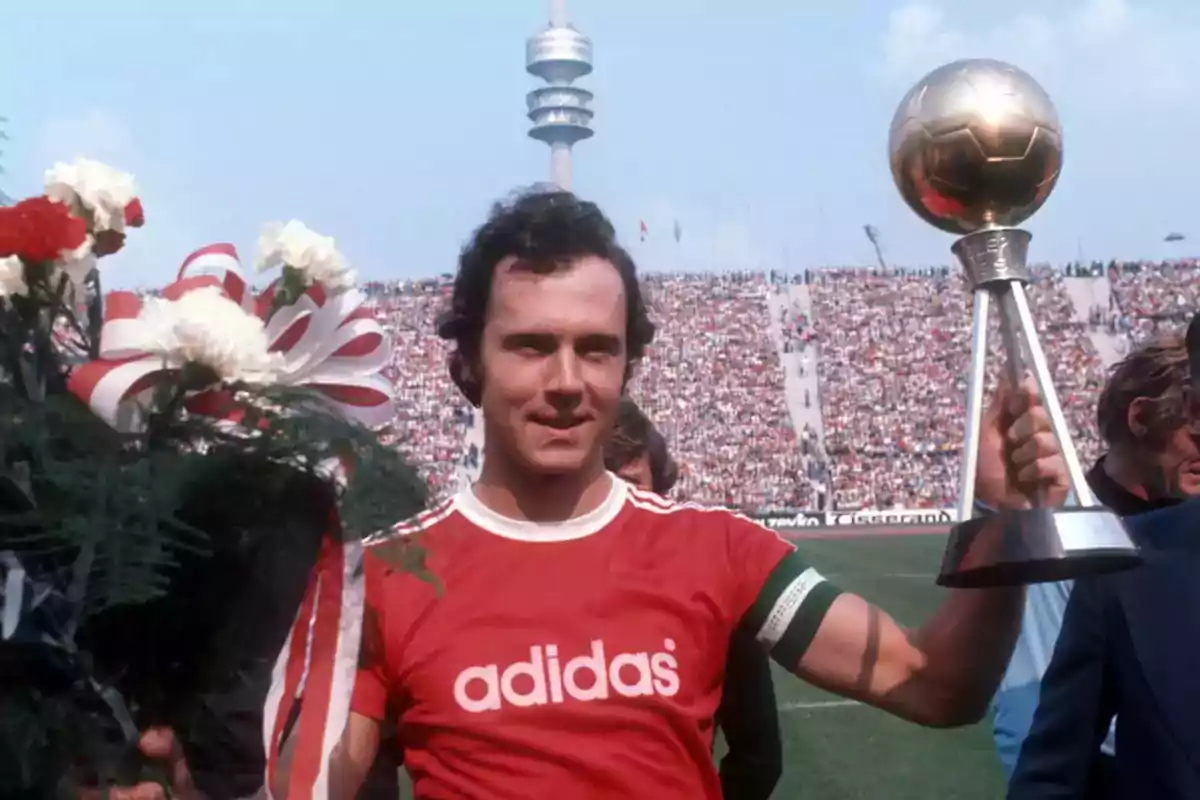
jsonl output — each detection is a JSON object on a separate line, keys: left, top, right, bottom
{"left": 888, "top": 58, "right": 1063, "bottom": 236}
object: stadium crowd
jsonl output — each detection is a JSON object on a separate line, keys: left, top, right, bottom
{"left": 361, "top": 260, "right": 1194, "bottom": 512}
{"left": 1108, "top": 260, "right": 1199, "bottom": 343}
{"left": 810, "top": 268, "right": 1107, "bottom": 510}
{"left": 368, "top": 279, "right": 475, "bottom": 499}
{"left": 628, "top": 273, "right": 813, "bottom": 510}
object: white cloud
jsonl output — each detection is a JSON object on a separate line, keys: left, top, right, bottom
{"left": 28, "top": 109, "right": 196, "bottom": 290}
{"left": 878, "top": 0, "right": 1200, "bottom": 107}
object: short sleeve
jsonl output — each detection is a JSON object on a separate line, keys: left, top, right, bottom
{"left": 726, "top": 513, "right": 843, "bottom": 667}
{"left": 350, "top": 557, "right": 391, "bottom": 721}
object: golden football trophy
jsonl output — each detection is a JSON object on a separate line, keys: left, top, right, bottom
{"left": 888, "top": 58, "right": 1141, "bottom": 588}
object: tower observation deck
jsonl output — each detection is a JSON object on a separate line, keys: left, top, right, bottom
{"left": 525, "top": 0, "right": 593, "bottom": 190}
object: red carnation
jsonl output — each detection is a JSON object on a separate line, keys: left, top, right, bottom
{"left": 124, "top": 197, "right": 145, "bottom": 228}
{"left": 0, "top": 197, "right": 89, "bottom": 264}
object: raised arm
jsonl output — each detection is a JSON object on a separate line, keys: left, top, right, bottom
{"left": 796, "top": 586, "right": 1024, "bottom": 726}
{"left": 734, "top": 377, "right": 1066, "bottom": 728}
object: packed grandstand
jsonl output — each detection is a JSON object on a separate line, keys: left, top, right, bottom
{"left": 363, "top": 260, "right": 1197, "bottom": 515}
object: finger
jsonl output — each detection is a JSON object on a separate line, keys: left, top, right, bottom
{"left": 140, "top": 727, "right": 195, "bottom": 794}
{"left": 1017, "top": 455, "right": 1068, "bottom": 487}
{"left": 1006, "top": 375, "right": 1041, "bottom": 418}
{"left": 983, "top": 380, "right": 1011, "bottom": 426}
{"left": 1010, "top": 430, "right": 1060, "bottom": 467}
{"left": 1007, "top": 403, "right": 1054, "bottom": 444}
{"left": 139, "top": 727, "right": 181, "bottom": 760}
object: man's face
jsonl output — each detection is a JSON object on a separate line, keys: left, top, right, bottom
{"left": 1149, "top": 425, "right": 1200, "bottom": 498}
{"left": 614, "top": 452, "right": 653, "bottom": 492}
{"left": 1180, "top": 366, "right": 1200, "bottom": 496}
{"left": 1190, "top": 368, "right": 1200, "bottom": 433}
{"left": 478, "top": 255, "right": 628, "bottom": 476}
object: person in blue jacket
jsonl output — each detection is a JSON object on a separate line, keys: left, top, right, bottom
{"left": 1006, "top": 314, "right": 1200, "bottom": 799}
{"left": 993, "top": 332, "right": 1198, "bottom": 795}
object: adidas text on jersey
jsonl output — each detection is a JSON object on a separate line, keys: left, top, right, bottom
{"left": 453, "top": 638, "right": 681, "bottom": 713}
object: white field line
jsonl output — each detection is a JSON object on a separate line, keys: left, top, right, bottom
{"left": 778, "top": 699, "right": 862, "bottom": 711}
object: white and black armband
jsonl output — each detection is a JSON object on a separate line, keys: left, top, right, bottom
{"left": 742, "top": 551, "right": 843, "bottom": 667}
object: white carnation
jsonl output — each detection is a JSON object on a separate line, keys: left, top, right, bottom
{"left": 0, "top": 256, "right": 28, "bottom": 298}
{"left": 256, "top": 220, "right": 357, "bottom": 292}
{"left": 57, "top": 238, "right": 98, "bottom": 291}
{"left": 44, "top": 157, "right": 138, "bottom": 232}
{"left": 137, "top": 286, "right": 283, "bottom": 382}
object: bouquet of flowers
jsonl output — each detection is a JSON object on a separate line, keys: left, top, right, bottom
{"left": 0, "top": 163, "right": 428, "bottom": 798}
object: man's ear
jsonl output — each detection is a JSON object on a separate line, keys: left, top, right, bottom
{"left": 1126, "top": 397, "right": 1151, "bottom": 440}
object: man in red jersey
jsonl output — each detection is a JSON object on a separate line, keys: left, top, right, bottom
{"left": 258, "top": 189, "right": 1067, "bottom": 800}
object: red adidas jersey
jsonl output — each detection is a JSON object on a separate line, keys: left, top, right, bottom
{"left": 353, "top": 476, "right": 840, "bottom": 799}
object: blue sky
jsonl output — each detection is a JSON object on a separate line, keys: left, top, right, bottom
{"left": 5, "top": 0, "right": 1200, "bottom": 287}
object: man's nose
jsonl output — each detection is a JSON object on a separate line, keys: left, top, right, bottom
{"left": 546, "top": 349, "right": 584, "bottom": 397}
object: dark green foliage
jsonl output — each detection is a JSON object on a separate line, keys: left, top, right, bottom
{"left": 0, "top": 266, "right": 430, "bottom": 795}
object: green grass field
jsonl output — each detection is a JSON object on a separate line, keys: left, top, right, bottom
{"left": 399, "top": 532, "right": 1006, "bottom": 798}
{"left": 753, "top": 532, "right": 1005, "bottom": 798}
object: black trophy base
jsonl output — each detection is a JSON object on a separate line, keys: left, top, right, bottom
{"left": 938, "top": 506, "right": 1142, "bottom": 588}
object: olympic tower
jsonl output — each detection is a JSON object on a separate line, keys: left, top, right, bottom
{"left": 525, "top": 0, "right": 593, "bottom": 190}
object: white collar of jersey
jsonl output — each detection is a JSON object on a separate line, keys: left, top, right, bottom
{"left": 454, "top": 473, "right": 628, "bottom": 542}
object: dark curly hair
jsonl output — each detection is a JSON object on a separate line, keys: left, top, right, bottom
{"left": 605, "top": 397, "right": 679, "bottom": 495}
{"left": 605, "top": 397, "right": 654, "bottom": 471}
{"left": 438, "top": 189, "right": 655, "bottom": 405}
{"left": 1189, "top": 312, "right": 1200, "bottom": 383}
{"left": 1097, "top": 334, "right": 1190, "bottom": 449}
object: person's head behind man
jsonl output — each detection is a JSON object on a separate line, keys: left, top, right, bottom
{"left": 1096, "top": 332, "right": 1200, "bottom": 499}
{"left": 605, "top": 397, "right": 679, "bottom": 495}
{"left": 438, "top": 190, "right": 655, "bottom": 484}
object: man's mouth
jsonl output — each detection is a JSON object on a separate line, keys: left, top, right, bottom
{"left": 531, "top": 416, "right": 588, "bottom": 431}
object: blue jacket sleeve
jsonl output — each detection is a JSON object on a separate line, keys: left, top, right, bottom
{"left": 1007, "top": 577, "right": 1116, "bottom": 799}
{"left": 993, "top": 580, "right": 1074, "bottom": 780}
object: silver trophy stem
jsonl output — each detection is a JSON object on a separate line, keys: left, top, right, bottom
{"left": 995, "top": 287, "right": 1030, "bottom": 393}
{"left": 957, "top": 289, "right": 990, "bottom": 521}
{"left": 953, "top": 226, "right": 1096, "bottom": 509}
{"left": 934, "top": 226, "right": 1136, "bottom": 587}
{"left": 1004, "top": 282, "right": 1097, "bottom": 507}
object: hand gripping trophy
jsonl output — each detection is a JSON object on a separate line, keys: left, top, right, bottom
{"left": 888, "top": 58, "right": 1141, "bottom": 588}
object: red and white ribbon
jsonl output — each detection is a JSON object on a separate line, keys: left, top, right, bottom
{"left": 177, "top": 243, "right": 257, "bottom": 314}
{"left": 213, "top": 245, "right": 393, "bottom": 428}
{"left": 179, "top": 243, "right": 393, "bottom": 427}
{"left": 70, "top": 244, "right": 395, "bottom": 432}
{"left": 67, "top": 273, "right": 247, "bottom": 431}
{"left": 259, "top": 279, "right": 394, "bottom": 429}
{"left": 263, "top": 525, "right": 364, "bottom": 800}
